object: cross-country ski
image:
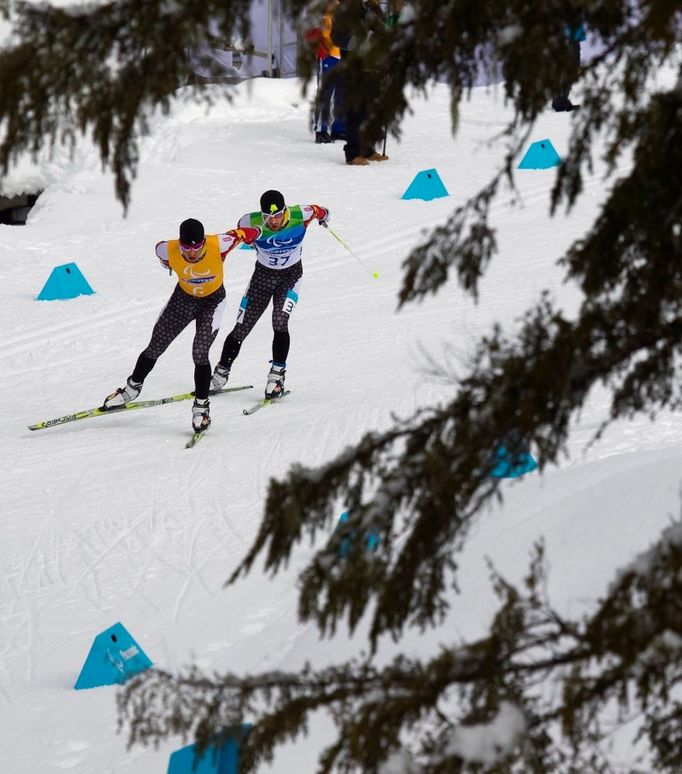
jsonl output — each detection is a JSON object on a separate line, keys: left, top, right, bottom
{"left": 28, "top": 385, "right": 253, "bottom": 431}
{"left": 243, "top": 390, "right": 291, "bottom": 415}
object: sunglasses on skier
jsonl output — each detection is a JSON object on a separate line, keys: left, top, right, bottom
{"left": 262, "top": 206, "right": 287, "bottom": 226}
{"left": 180, "top": 238, "right": 206, "bottom": 257}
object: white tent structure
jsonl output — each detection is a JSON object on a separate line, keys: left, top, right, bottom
{"left": 259, "top": 0, "right": 299, "bottom": 77}
{"left": 190, "top": 0, "right": 299, "bottom": 82}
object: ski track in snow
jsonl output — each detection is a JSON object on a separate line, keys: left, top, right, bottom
{"left": 0, "top": 301, "right": 155, "bottom": 363}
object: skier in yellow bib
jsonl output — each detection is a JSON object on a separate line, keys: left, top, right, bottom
{"left": 103, "top": 218, "right": 260, "bottom": 432}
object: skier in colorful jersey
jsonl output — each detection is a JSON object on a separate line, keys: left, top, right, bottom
{"left": 210, "top": 190, "right": 330, "bottom": 399}
{"left": 102, "top": 218, "right": 260, "bottom": 432}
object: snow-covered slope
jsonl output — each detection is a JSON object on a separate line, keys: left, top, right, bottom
{"left": 1, "top": 77, "right": 680, "bottom": 773}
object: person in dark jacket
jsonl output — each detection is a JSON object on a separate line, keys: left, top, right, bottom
{"left": 332, "top": 0, "right": 389, "bottom": 165}
{"left": 552, "top": 23, "right": 585, "bottom": 112}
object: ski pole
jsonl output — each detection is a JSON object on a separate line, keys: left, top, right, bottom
{"left": 322, "top": 223, "right": 380, "bottom": 279}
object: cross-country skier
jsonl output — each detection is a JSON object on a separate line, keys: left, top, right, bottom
{"left": 103, "top": 218, "right": 260, "bottom": 432}
{"left": 210, "top": 190, "right": 330, "bottom": 399}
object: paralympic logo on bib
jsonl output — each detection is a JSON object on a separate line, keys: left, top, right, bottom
{"left": 260, "top": 225, "right": 305, "bottom": 250}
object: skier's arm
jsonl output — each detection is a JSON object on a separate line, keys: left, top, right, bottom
{"left": 155, "top": 241, "right": 171, "bottom": 272}
{"left": 237, "top": 226, "right": 262, "bottom": 245}
{"left": 303, "top": 204, "right": 330, "bottom": 227}
{"left": 218, "top": 227, "right": 262, "bottom": 260}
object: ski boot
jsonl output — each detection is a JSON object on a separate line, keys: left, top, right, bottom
{"left": 209, "top": 363, "right": 230, "bottom": 393}
{"left": 102, "top": 377, "right": 143, "bottom": 409}
{"left": 264, "top": 362, "right": 286, "bottom": 400}
{"left": 192, "top": 398, "right": 211, "bottom": 432}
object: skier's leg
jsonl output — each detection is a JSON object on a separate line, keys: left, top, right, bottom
{"left": 271, "top": 269, "right": 303, "bottom": 362}
{"left": 189, "top": 288, "right": 227, "bottom": 432}
{"left": 216, "top": 266, "right": 275, "bottom": 369}
{"left": 265, "top": 267, "right": 303, "bottom": 398}
{"left": 144, "top": 285, "right": 198, "bottom": 360}
{"left": 103, "top": 286, "right": 195, "bottom": 407}
{"left": 192, "top": 288, "right": 226, "bottom": 400}
{"left": 130, "top": 353, "right": 156, "bottom": 384}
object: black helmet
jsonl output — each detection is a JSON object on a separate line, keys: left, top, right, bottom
{"left": 260, "top": 189, "right": 285, "bottom": 216}
{"left": 179, "top": 218, "right": 205, "bottom": 245}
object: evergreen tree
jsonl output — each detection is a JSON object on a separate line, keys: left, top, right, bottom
{"left": 0, "top": 0, "right": 255, "bottom": 209}
{"left": 2, "top": 0, "right": 680, "bottom": 770}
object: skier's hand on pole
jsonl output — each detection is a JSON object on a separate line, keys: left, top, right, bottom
{"left": 312, "top": 204, "right": 330, "bottom": 227}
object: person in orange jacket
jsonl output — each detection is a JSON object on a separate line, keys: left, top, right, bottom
{"left": 313, "top": 0, "right": 345, "bottom": 143}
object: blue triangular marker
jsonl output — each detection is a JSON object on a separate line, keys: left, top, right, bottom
{"left": 489, "top": 445, "right": 538, "bottom": 478}
{"left": 336, "top": 510, "right": 380, "bottom": 557}
{"left": 36, "top": 262, "right": 95, "bottom": 301}
{"left": 401, "top": 168, "right": 449, "bottom": 201}
{"left": 518, "top": 139, "right": 561, "bottom": 170}
{"left": 167, "top": 726, "right": 252, "bottom": 774}
{"left": 74, "top": 622, "right": 152, "bottom": 690}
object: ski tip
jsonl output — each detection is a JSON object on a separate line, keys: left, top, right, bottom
{"left": 242, "top": 389, "right": 290, "bottom": 415}
{"left": 186, "top": 430, "right": 208, "bottom": 448}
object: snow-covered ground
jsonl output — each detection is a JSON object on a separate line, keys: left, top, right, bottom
{"left": 1, "top": 76, "right": 680, "bottom": 773}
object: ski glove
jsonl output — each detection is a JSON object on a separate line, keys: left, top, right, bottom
{"left": 317, "top": 206, "right": 331, "bottom": 226}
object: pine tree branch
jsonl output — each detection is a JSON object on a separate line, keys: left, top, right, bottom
{"left": 121, "top": 533, "right": 682, "bottom": 771}
{"left": 0, "top": 0, "right": 253, "bottom": 209}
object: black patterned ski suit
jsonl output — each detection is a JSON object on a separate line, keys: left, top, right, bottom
{"left": 218, "top": 203, "right": 329, "bottom": 369}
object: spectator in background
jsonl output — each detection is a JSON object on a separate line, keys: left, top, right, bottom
{"left": 313, "top": 0, "right": 346, "bottom": 143}
{"left": 552, "top": 22, "right": 586, "bottom": 112}
{"left": 332, "top": 0, "right": 389, "bottom": 166}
